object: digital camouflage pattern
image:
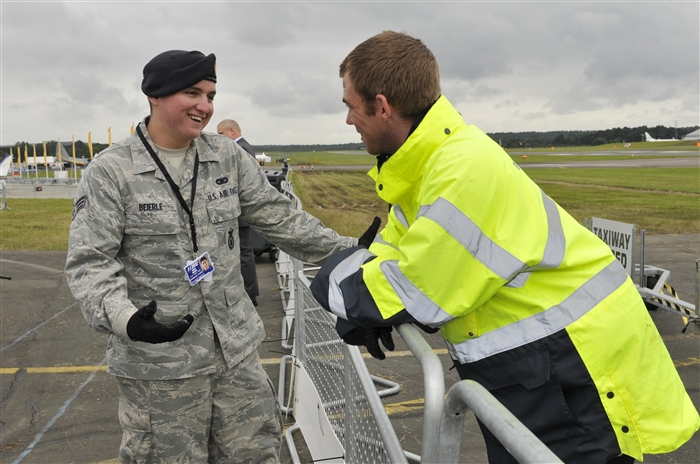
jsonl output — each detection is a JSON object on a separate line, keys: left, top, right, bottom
{"left": 65, "top": 119, "right": 355, "bottom": 380}
{"left": 117, "top": 349, "right": 282, "bottom": 463}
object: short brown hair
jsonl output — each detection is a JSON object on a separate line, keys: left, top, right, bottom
{"left": 339, "top": 31, "right": 440, "bottom": 118}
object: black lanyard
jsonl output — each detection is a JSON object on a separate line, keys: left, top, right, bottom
{"left": 136, "top": 125, "right": 199, "bottom": 254}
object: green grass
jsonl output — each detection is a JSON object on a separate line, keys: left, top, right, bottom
{"left": 263, "top": 146, "right": 698, "bottom": 168}
{"left": 507, "top": 139, "right": 700, "bottom": 152}
{"left": 525, "top": 167, "right": 699, "bottom": 194}
{"left": 0, "top": 199, "right": 73, "bottom": 250}
{"left": 511, "top": 154, "right": 694, "bottom": 164}
{"left": 290, "top": 170, "right": 388, "bottom": 238}
{"left": 265, "top": 151, "right": 375, "bottom": 166}
{"left": 291, "top": 167, "right": 699, "bottom": 238}
{"left": 1, "top": 166, "right": 697, "bottom": 250}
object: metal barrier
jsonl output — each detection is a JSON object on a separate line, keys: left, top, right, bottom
{"left": 0, "top": 180, "right": 8, "bottom": 210}
{"left": 280, "top": 268, "right": 405, "bottom": 464}
{"left": 276, "top": 180, "right": 559, "bottom": 463}
{"left": 0, "top": 180, "right": 78, "bottom": 200}
{"left": 397, "top": 324, "right": 562, "bottom": 464}
{"left": 438, "top": 380, "right": 562, "bottom": 464}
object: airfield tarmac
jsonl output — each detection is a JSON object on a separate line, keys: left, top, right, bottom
{"left": 1, "top": 154, "right": 699, "bottom": 463}
{"left": 1, "top": 242, "right": 698, "bottom": 464}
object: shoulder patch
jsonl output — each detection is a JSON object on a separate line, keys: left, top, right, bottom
{"left": 72, "top": 195, "right": 87, "bottom": 221}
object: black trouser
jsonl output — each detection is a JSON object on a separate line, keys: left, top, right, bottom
{"left": 454, "top": 329, "right": 630, "bottom": 464}
{"left": 238, "top": 219, "right": 259, "bottom": 301}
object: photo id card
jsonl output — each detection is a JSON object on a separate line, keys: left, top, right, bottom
{"left": 185, "top": 252, "right": 215, "bottom": 286}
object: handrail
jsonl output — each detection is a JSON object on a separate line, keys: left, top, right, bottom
{"left": 346, "top": 341, "right": 408, "bottom": 464}
{"left": 395, "top": 324, "right": 444, "bottom": 461}
{"left": 438, "top": 380, "right": 562, "bottom": 464}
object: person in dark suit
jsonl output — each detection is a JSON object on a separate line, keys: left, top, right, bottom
{"left": 217, "top": 119, "right": 260, "bottom": 306}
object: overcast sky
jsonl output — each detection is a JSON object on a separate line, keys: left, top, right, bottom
{"left": 1, "top": 1, "right": 698, "bottom": 146}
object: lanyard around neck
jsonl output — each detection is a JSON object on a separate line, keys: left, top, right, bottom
{"left": 136, "top": 125, "right": 200, "bottom": 254}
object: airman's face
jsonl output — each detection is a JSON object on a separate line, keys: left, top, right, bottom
{"left": 151, "top": 79, "right": 216, "bottom": 148}
{"left": 342, "top": 75, "right": 389, "bottom": 155}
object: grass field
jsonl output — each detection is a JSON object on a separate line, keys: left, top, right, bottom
{"left": 0, "top": 199, "right": 73, "bottom": 250}
{"left": 1, "top": 160, "right": 697, "bottom": 250}
{"left": 290, "top": 167, "right": 699, "bottom": 238}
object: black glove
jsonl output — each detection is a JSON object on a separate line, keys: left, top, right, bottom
{"left": 126, "top": 300, "right": 194, "bottom": 344}
{"left": 342, "top": 326, "right": 394, "bottom": 360}
{"left": 358, "top": 216, "right": 381, "bottom": 248}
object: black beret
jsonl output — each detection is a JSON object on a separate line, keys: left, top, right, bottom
{"left": 141, "top": 50, "right": 217, "bottom": 97}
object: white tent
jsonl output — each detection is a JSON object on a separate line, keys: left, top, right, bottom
{"left": 256, "top": 152, "right": 272, "bottom": 164}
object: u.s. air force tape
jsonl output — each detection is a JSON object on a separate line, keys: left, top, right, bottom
{"left": 72, "top": 196, "right": 86, "bottom": 221}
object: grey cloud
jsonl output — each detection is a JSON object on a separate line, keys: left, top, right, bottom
{"left": 247, "top": 72, "right": 342, "bottom": 117}
{"left": 442, "top": 80, "right": 505, "bottom": 104}
{"left": 1, "top": 1, "right": 698, "bottom": 144}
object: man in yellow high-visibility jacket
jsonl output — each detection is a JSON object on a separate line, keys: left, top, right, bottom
{"left": 310, "top": 31, "right": 699, "bottom": 463}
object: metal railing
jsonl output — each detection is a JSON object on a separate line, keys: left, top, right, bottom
{"left": 276, "top": 181, "right": 560, "bottom": 463}
{"left": 397, "top": 324, "right": 562, "bottom": 464}
{"left": 279, "top": 267, "right": 405, "bottom": 464}
{"left": 1, "top": 180, "right": 8, "bottom": 210}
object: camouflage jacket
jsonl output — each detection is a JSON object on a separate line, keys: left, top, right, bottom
{"left": 65, "top": 119, "right": 355, "bottom": 380}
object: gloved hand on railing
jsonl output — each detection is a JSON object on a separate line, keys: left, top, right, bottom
{"left": 343, "top": 325, "right": 395, "bottom": 360}
{"left": 358, "top": 216, "right": 381, "bottom": 248}
{"left": 127, "top": 300, "right": 194, "bottom": 344}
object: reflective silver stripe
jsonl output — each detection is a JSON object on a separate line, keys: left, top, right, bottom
{"left": 328, "top": 248, "right": 375, "bottom": 319}
{"left": 447, "top": 260, "right": 628, "bottom": 363}
{"left": 392, "top": 204, "right": 409, "bottom": 229}
{"left": 373, "top": 235, "right": 398, "bottom": 250}
{"left": 505, "top": 193, "right": 565, "bottom": 288}
{"left": 380, "top": 260, "right": 451, "bottom": 327}
{"left": 505, "top": 272, "right": 530, "bottom": 288}
{"left": 419, "top": 197, "right": 525, "bottom": 281}
{"left": 531, "top": 192, "right": 566, "bottom": 270}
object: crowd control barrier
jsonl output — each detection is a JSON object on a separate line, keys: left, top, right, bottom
{"left": 275, "top": 179, "right": 559, "bottom": 463}
{"left": 0, "top": 180, "right": 8, "bottom": 210}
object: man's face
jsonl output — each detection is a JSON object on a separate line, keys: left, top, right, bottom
{"left": 342, "top": 75, "right": 389, "bottom": 155}
{"left": 152, "top": 79, "right": 216, "bottom": 148}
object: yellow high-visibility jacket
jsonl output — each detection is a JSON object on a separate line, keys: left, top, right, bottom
{"left": 320, "top": 95, "right": 699, "bottom": 459}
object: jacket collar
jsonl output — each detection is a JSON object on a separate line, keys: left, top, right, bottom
{"left": 130, "top": 118, "right": 220, "bottom": 185}
{"left": 369, "top": 95, "right": 465, "bottom": 203}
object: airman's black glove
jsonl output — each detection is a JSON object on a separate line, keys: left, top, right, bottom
{"left": 343, "top": 326, "right": 395, "bottom": 360}
{"left": 358, "top": 216, "right": 381, "bottom": 248}
{"left": 127, "top": 300, "right": 194, "bottom": 344}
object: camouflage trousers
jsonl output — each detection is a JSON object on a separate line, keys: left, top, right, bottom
{"left": 116, "top": 348, "right": 283, "bottom": 463}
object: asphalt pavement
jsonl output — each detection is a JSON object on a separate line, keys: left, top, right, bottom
{"left": 1, "top": 154, "right": 698, "bottom": 463}
{"left": 1, "top": 233, "right": 698, "bottom": 464}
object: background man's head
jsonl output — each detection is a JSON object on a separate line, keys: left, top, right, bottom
{"left": 217, "top": 119, "right": 243, "bottom": 140}
{"left": 339, "top": 31, "right": 440, "bottom": 119}
{"left": 141, "top": 50, "right": 217, "bottom": 148}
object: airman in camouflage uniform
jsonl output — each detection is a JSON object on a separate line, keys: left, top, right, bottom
{"left": 65, "top": 50, "right": 356, "bottom": 463}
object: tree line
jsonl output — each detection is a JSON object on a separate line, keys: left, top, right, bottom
{"left": 2, "top": 124, "right": 697, "bottom": 158}
{"left": 489, "top": 125, "right": 698, "bottom": 149}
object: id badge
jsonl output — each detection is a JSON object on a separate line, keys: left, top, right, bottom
{"left": 185, "top": 252, "right": 215, "bottom": 286}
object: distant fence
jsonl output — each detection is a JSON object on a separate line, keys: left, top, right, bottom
{"left": 0, "top": 179, "right": 78, "bottom": 200}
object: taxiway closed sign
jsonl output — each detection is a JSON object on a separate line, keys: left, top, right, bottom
{"left": 591, "top": 217, "right": 636, "bottom": 276}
